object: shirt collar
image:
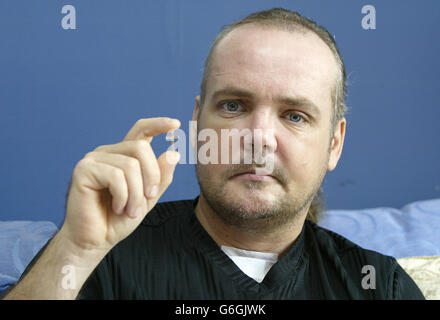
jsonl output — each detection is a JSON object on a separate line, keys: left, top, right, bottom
{"left": 187, "top": 195, "right": 307, "bottom": 292}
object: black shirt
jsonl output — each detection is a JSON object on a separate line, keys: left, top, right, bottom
{"left": 76, "top": 197, "right": 424, "bottom": 300}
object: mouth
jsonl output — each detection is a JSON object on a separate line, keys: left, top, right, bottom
{"left": 230, "top": 169, "right": 278, "bottom": 182}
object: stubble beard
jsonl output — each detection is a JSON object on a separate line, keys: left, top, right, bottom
{"left": 195, "top": 163, "right": 326, "bottom": 234}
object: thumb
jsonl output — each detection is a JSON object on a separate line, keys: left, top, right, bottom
{"left": 156, "top": 151, "right": 181, "bottom": 196}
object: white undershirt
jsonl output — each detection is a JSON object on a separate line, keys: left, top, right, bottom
{"left": 221, "top": 245, "right": 278, "bottom": 283}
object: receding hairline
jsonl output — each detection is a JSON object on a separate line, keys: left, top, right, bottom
{"left": 208, "top": 22, "right": 339, "bottom": 82}
{"left": 202, "top": 23, "right": 341, "bottom": 114}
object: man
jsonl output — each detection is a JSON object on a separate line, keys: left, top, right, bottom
{"left": 4, "top": 8, "right": 424, "bottom": 300}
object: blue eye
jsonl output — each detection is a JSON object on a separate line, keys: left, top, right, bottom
{"left": 222, "top": 101, "right": 242, "bottom": 112}
{"left": 287, "top": 112, "right": 305, "bottom": 123}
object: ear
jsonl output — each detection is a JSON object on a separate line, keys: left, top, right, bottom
{"left": 327, "top": 117, "right": 346, "bottom": 172}
{"left": 192, "top": 96, "right": 200, "bottom": 121}
{"left": 190, "top": 96, "right": 201, "bottom": 151}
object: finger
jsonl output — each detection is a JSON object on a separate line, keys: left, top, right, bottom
{"left": 154, "top": 151, "right": 180, "bottom": 202}
{"left": 75, "top": 158, "right": 129, "bottom": 215}
{"left": 92, "top": 140, "right": 161, "bottom": 200}
{"left": 87, "top": 152, "right": 145, "bottom": 218}
{"left": 124, "top": 117, "right": 181, "bottom": 142}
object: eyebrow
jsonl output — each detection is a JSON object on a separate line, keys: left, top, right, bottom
{"left": 211, "top": 87, "right": 321, "bottom": 118}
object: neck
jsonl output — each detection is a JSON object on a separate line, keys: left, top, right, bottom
{"left": 194, "top": 194, "right": 307, "bottom": 258}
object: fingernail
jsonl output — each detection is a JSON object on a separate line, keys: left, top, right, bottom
{"left": 167, "top": 151, "right": 180, "bottom": 165}
{"left": 147, "top": 185, "right": 158, "bottom": 198}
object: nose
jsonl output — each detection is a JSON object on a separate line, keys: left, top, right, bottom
{"left": 245, "top": 109, "right": 278, "bottom": 160}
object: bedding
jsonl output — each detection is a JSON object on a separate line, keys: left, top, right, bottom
{"left": 318, "top": 198, "right": 440, "bottom": 259}
{"left": 0, "top": 221, "right": 58, "bottom": 294}
{"left": 397, "top": 256, "right": 440, "bottom": 300}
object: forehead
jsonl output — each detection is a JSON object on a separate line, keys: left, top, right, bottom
{"left": 207, "top": 24, "right": 338, "bottom": 111}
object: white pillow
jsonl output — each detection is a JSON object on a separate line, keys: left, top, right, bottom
{"left": 318, "top": 198, "right": 440, "bottom": 258}
{"left": 397, "top": 256, "right": 440, "bottom": 300}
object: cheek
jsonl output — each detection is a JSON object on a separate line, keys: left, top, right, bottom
{"left": 280, "top": 133, "right": 329, "bottom": 182}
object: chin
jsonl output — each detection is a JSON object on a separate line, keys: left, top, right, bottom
{"left": 225, "top": 182, "right": 277, "bottom": 207}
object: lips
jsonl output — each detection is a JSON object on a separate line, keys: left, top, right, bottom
{"left": 231, "top": 168, "right": 277, "bottom": 181}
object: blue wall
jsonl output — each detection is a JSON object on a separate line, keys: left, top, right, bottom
{"left": 1, "top": 0, "right": 439, "bottom": 227}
